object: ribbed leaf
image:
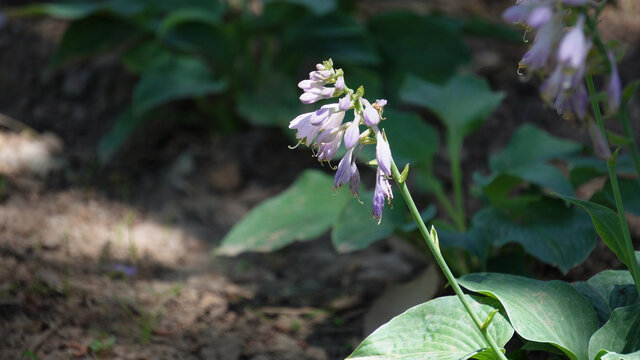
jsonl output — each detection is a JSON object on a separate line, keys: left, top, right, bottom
{"left": 348, "top": 295, "right": 513, "bottom": 360}
{"left": 459, "top": 273, "right": 598, "bottom": 360}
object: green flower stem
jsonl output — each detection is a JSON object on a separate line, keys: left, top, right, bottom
{"left": 619, "top": 104, "right": 640, "bottom": 181}
{"left": 587, "top": 74, "right": 640, "bottom": 293}
{"left": 391, "top": 160, "right": 508, "bottom": 360}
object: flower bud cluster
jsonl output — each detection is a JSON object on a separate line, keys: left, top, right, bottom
{"left": 290, "top": 60, "right": 393, "bottom": 223}
{"left": 504, "top": 0, "right": 622, "bottom": 119}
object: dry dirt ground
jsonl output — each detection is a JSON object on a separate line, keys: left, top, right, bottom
{"left": 1, "top": 1, "right": 640, "bottom": 360}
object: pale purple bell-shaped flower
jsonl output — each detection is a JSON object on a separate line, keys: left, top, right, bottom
{"left": 375, "top": 129, "right": 392, "bottom": 177}
{"left": 520, "top": 16, "right": 561, "bottom": 70}
{"left": 311, "top": 104, "right": 341, "bottom": 126}
{"left": 361, "top": 98, "right": 380, "bottom": 127}
{"left": 343, "top": 115, "right": 361, "bottom": 149}
{"left": 540, "top": 65, "right": 564, "bottom": 102}
{"left": 334, "top": 147, "right": 354, "bottom": 188}
{"left": 335, "top": 76, "right": 345, "bottom": 91}
{"left": 315, "top": 127, "right": 344, "bottom": 162}
{"left": 372, "top": 168, "right": 393, "bottom": 224}
{"left": 526, "top": 6, "right": 552, "bottom": 29}
{"left": 375, "top": 99, "right": 387, "bottom": 108}
{"left": 300, "top": 86, "right": 335, "bottom": 104}
{"left": 289, "top": 111, "right": 321, "bottom": 145}
{"left": 557, "top": 15, "right": 589, "bottom": 70}
{"left": 349, "top": 159, "right": 361, "bottom": 197}
{"left": 339, "top": 95, "right": 351, "bottom": 111}
{"left": 606, "top": 51, "right": 621, "bottom": 114}
{"left": 554, "top": 83, "right": 588, "bottom": 120}
{"left": 298, "top": 79, "right": 321, "bottom": 91}
{"left": 309, "top": 70, "right": 333, "bottom": 82}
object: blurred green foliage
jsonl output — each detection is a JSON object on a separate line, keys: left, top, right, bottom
{"left": 12, "top": 0, "right": 518, "bottom": 162}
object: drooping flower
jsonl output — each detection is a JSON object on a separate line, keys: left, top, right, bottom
{"left": 362, "top": 98, "right": 380, "bottom": 127}
{"left": 557, "top": 15, "right": 589, "bottom": 70}
{"left": 290, "top": 60, "right": 395, "bottom": 222}
{"left": 373, "top": 168, "right": 393, "bottom": 224}
{"left": 606, "top": 51, "right": 622, "bottom": 114}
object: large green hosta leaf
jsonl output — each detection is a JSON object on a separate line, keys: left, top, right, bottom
{"left": 589, "top": 303, "right": 640, "bottom": 360}
{"left": 471, "top": 199, "right": 595, "bottom": 273}
{"left": 573, "top": 270, "right": 638, "bottom": 324}
{"left": 348, "top": 295, "right": 513, "bottom": 360}
{"left": 217, "top": 170, "right": 351, "bottom": 255}
{"left": 459, "top": 273, "right": 598, "bottom": 360}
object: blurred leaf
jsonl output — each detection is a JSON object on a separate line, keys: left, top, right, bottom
{"left": 478, "top": 124, "right": 582, "bottom": 199}
{"left": 490, "top": 124, "right": 582, "bottom": 171}
{"left": 556, "top": 195, "right": 635, "bottom": 270}
{"left": 121, "top": 40, "right": 171, "bottom": 74}
{"left": 472, "top": 199, "right": 596, "bottom": 274}
{"left": 460, "top": 17, "right": 522, "bottom": 42}
{"left": 589, "top": 304, "right": 640, "bottom": 360}
{"left": 331, "top": 191, "right": 398, "bottom": 253}
{"left": 348, "top": 295, "right": 513, "bottom": 360}
{"left": 281, "top": 14, "right": 379, "bottom": 66}
{"left": 369, "top": 12, "right": 470, "bottom": 86}
{"left": 437, "top": 228, "right": 491, "bottom": 260}
{"left": 331, "top": 192, "right": 434, "bottom": 253}
{"left": 459, "top": 273, "right": 598, "bottom": 360}
{"left": 217, "top": 170, "right": 351, "bottom": 256}
{"left": 597, "top": 350, "right": 640, "bottom": 360}
{"left": 236, "top": 72, "right": 303, "bottom": 127}
{"left": 263, "top": 0, "right": 337, "bottom": 15}
{"left": 382, "top": 109, "right": 439, "bottom": 168}
{"left": 151, "top": 0, "right": 225, "bottom": 15}
{"left": 133, "top": 54, "right": 227, "bottom": 116}
{"left": 50, "top": 16, "right": 140, "bottom": 67}
{"left": 573, "top": 270, "right": 638, "bottom": 325}
{"left": 400, "top": 74, "right": 504, "bottom": 148}
{"left": 603, "top": 178, "right": 640, "bottom": 216}
{"left": 98, "top": 107, "right": 147, "bottom": 163}
{"left": 158, "top": 11, "right": 234, "bottom": 66}
{"left": 11, "top": 0, "right": 146, "bottom": 19}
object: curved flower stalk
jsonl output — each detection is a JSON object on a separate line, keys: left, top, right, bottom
{"left": 289, "top": 59, "right": 393, "bottom": 223}
{"left": 504, "top": 0, "right": 621, "bottom": 121}
{"left": 289, "top": 60, "right": 509, "bottom": 360}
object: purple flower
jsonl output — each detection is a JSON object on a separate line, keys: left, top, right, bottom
{"left": 372, "top": 168, "right": 393, "bottom": 224}
{"left": 335, "top": 147, "right": 355, "bottom": 188}
{"left": 311, "top": 104, "right": 341, "bottom": 126}
{"left": 606, "top": 51, "right": 621, "bottom": 114}
{"left": 375, "top": 99, "right": 387, "bottom": 108}
{"left": 540, "top": 65, "right": 564, "bottom": 102}
{"left": 343, "top": 115, "right": 361, "bottom": 149}
{"left": 300, "top": 86, "right": 336, "bottom": 104}
{"left": 375, "top": 129, "right": 392, "bottom": 177}
{"left": 526, "top": 6, "right": 552, "bottom": 29}
{"left": 339, "top": 95, "right": 351, "bottom": 111}
{"left": 361, "top": 98, "right": 380, "bottom": 127}
{"left": 554, "top": 83, "right": 588, "bottom": 120}
{"left": 315, "top": 127, "right": 344, "bottom": 162}
{"left": 335, "top": 76, "right": 345, "bottom": 91}
{"left": 289, "top": 111, "right": 321, "bottom": 145}
{"left": 520, "top": 16, "right": 562, "bottom": 70}
{"left": 557, "top": 15, "right": 589, "bottom": 70}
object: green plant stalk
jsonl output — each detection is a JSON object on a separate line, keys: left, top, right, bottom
{"left": 619, "top": 104, "right": 640, "bottom": 180}
{"left": 423, "top": 174, "right": 465, "bottom": 230}
{"left": 448, "top": 136, "right": 467, "bottom": 231}
{"left": 587, "top": 75, "right": 640, "bottom": 293}
{"left": 391, "top": 160, "right": 508, "bottom": 360}
{"left": 606, "top": 159, "right": 640, "bottom": 292}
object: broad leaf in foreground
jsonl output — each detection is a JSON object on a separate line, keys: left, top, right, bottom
{"left": 348, "top": 295, "right": 513, "bottom": 360}
{"left": 217, "top": 170, "right": 351, "bottom": 255}
{"left": 588, "top": 303, "right": 640, "bottom": 360}
{"left": 459, "top": 273, "right": 598, "bottom": 360}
